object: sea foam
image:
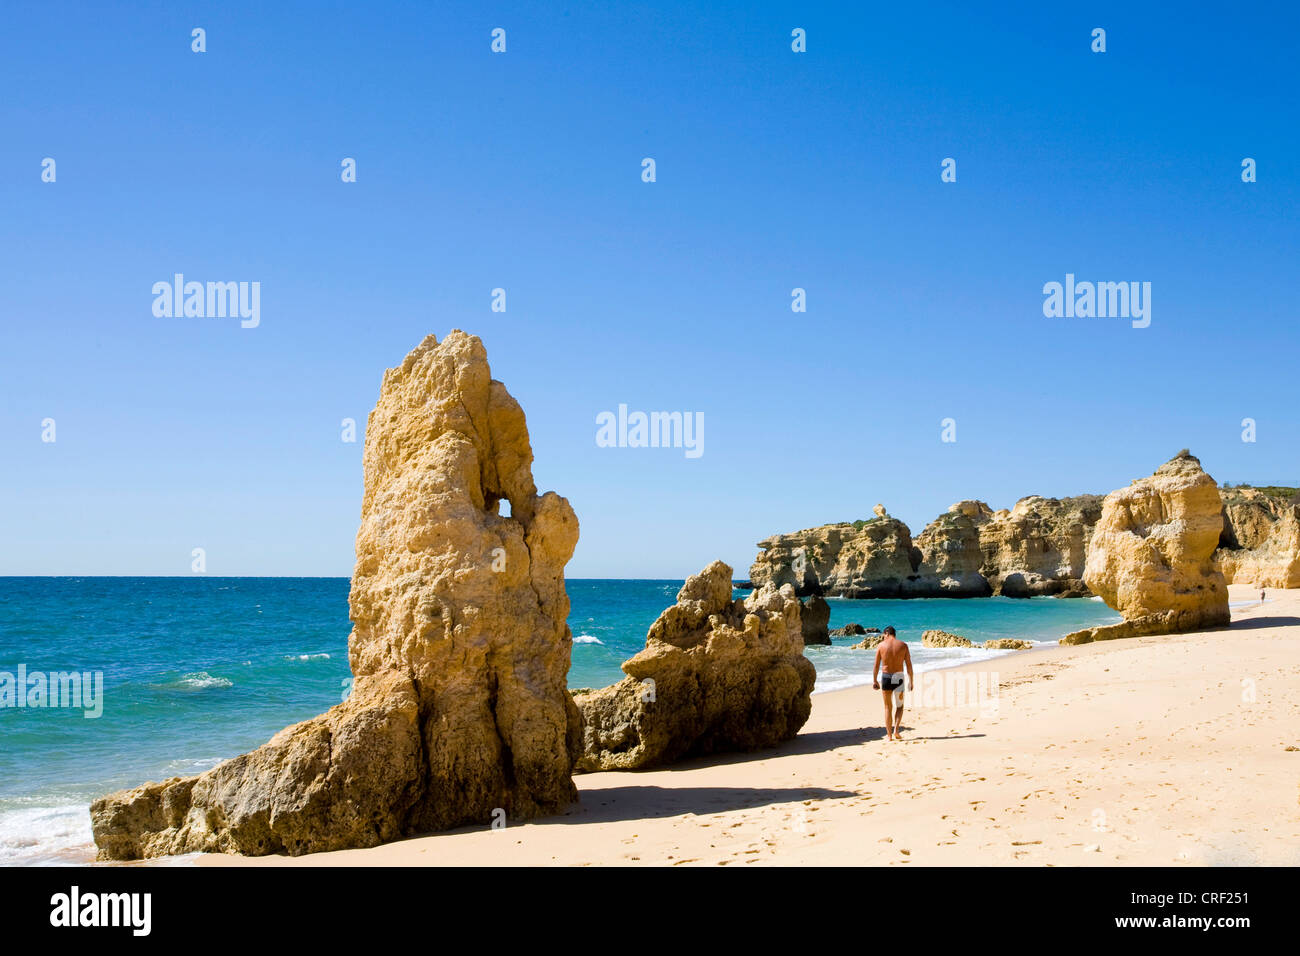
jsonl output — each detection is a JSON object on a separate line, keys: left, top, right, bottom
{"left": 0, "top": 801, "right": 95, "bottom": 867}
{"left": 173, "top": 672, "right": 233, "bottom": 689}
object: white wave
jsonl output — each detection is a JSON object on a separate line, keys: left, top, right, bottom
{"left": 573, "top": 635, "right": 604, "bottom": 645}
{"left": 0, "top": 802, "right": 94, "bottom": 866}
{"left": 174, "top": 672, "right": 232, "bottom": 689}
{"left": 284, "top": 653, "right": 331, "bottom": 661}
{"left": 805, "top": 643, "right": 1015, "bottom": 695}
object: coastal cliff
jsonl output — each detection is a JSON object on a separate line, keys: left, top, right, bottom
{"left": 749, "top": 496, "right": 1102, "bottom": 599}
{"left": 749, "top": 513, "right": 918, "bottom": 598}
{"left": 978, "top": 495, "right": 1103, "bottom": 597}
{"left": 91, "top": 331, "right": 582, "bottom": 858}
{"left": 1215, "top": 487, "right": 1300, "bottom": 589}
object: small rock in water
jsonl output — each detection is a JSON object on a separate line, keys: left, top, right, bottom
{"left": 830, "top": 622, "right": 867, "bottom": 637}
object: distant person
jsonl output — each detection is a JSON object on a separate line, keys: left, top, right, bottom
{"left": 872, "top": 626, "right": 914, "bottom": 741}
{"left": 1261, "top": 589, "right": 1266, "bottom": 603}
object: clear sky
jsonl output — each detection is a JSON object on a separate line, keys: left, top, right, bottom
{"left": 2, "top": 1, "right": 1296, "bottom": 577}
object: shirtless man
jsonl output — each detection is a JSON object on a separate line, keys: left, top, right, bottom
{"left": 872, "top": 626, "right": 914, "bottom": 741}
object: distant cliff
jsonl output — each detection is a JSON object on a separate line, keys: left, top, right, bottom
{"left": 747, "top": 481, "right": 1299, "bottom": 601}
{"left": 1215, "top": 486, "right": 1300, "bottom": 588}
{"left": 748, "top": 496, "right": 1103, "bottom": 599}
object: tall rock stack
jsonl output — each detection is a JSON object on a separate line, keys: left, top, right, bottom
{"left": 799, "top": 594, "right": 832, "bottom": 645}
{"left": 572, "top": 561, "right": 816, "bottom": 771}
{"left": 1062, "top": 452, "right": 1229, "bottom": 645}
{"left": 91, "top": 331, "right": 581, "bottom": 859}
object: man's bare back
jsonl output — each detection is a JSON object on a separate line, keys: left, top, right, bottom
{"left": 872, "top": 626, "right": 914, "bottom": 741}
{"left": 876, "top": 636, "right": 909, "bottom": 673}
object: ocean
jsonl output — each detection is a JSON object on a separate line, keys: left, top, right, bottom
{"left": 0, "top": 576, "right": 1120, "bottom": 865}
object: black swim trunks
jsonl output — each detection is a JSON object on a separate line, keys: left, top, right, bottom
{"left": 880, "top": 672, "right": 904, "bottom": 692}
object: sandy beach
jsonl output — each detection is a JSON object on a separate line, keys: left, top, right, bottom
{"left": 200, "top": 584, "right": 1300, "bottom": 868}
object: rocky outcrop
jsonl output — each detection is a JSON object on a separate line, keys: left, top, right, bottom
{"left": 91, "top": 331, "right": 581, "bottom": 859}
{"left": 851, "top": 634, "right": 883, "bottom": 650}
{"left": 750, "top": 516, "right": 917, "bottom": 597}
{"left": 977, "top": 496, "right": 1103, "bottom": 597}
{"left": 830, "top": 622, "right": 867, "bottom": 637}
{"left": 1062, "top": 452, "right": 1229, "bottom": 645}
{"left": 983, "top": 639, "right": 1033, "bottom": 650}
{"left": 750, "top": 496, "right": 1102, "bottom": 599}
{"left": 800, "top": 595, "right": 831, "bottom": 646}
{"left": 1215, "top": 487, "right": 1300, "bottom": 589}
{"left": 571, "top": 561, "right": 816, "bottom": 771}
{"left": 909, "top": 501, "right": 994, "bottom": 596}
{"left": 921, "top": 629, "right": 972, "bottom": 648}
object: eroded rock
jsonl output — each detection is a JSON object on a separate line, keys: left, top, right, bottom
{"left": 572, "top": 561, "right": 815, "bottom": 771}
{"left": 750, "top": 517, "right": 918, "bottom": 598}
{"left": 800, "top": 595, "right": 832, "bottom": 646}
{"left": 1216, "top": 487, "right": 1300, "bottom": 589}
{"left": 749, "top": 496, "right": 1102, "bottom": 599}
{"left": 921, "top": 629, "right": 972, "bottom": 648}
{"left": 977, "top": 496, "right": 1103, "bottom": 597}
{"left": 92, "top": 331, "right": 581, "bottom": 858}
{"left": 909, "top": 501, "right": 994, "bottom": 597}
{"left": 1062, "top": 452, "right": 1229, "bottom": 645}
{"left": 831, "top": 622, "right": 867, "bottom": 637}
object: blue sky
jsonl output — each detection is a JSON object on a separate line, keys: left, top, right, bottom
{"left": 1, "top": 1, "right": 1296, "bottom": 577}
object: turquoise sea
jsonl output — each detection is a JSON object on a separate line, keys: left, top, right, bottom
{"left": 0, "top": 576, "right": 1120, "bottom": 865}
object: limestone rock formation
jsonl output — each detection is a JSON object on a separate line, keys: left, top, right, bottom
{"left": 749, "top": 496, "right": 1102, "bottom": 600}
{"left": 830, "top": 622, "right": 867, "bottom": 637}
{"left": 921, "top": 629, "right": 972, "bottom": 648}
{"left": 571, "top": 561, "right": 816, "bottom": 771}
{"left": 908, "top": 501, "right": 994, "bottom": 597}
{"left": 800, "top": 595, "right": 832, "bottom": 646}
{"left": 851, "top": 634, "right": 883, "bottom": 650}
{"left": 92, "top": 331, "right": 581, "bottom": 859}
{"left": 873, "top": 503, "right": 888, "bottom": 518}
{"left": 1216, "top": 487, "right": 1300, "bottom": 589}
{"left": 983, "top": 639, "right": 1033, "bottom": 650}
{"left": 977, "top": 496, "right": 1103, "bottom": 597}
{"left": 750, "top": 517, "right": 918, "bottom": 598}
{"left": 1062, "top": 452, "right": 1229, "bottom": 645}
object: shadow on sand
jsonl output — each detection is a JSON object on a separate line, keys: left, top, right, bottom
{"left": 539, "top": 725, "right": 988, "bottom": 824}
{"left": 355, "top": 723, "right": 991, "bottom": 851}
{"left": 540, "top": 784, "right": 857, "bottom": 825}
{"left": 1229, "top": 615, "right": 1300, "bottom": 631}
